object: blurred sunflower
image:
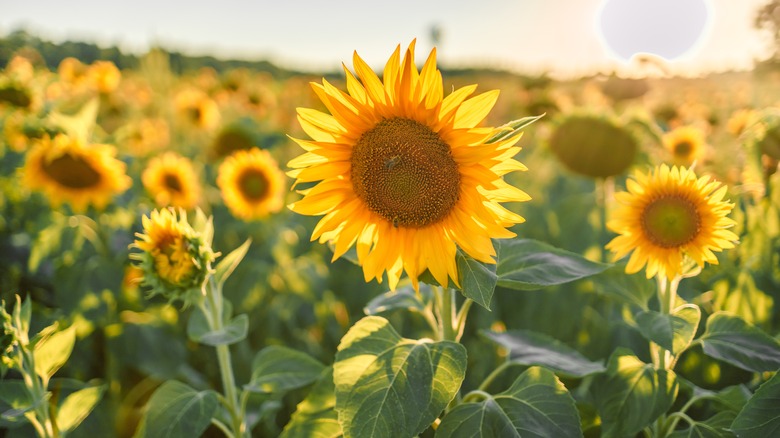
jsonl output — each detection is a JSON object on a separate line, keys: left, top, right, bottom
{"left": 0, "top": 78, "right": 36, "bottom": 110}
{"left": 87, "top": 60, "right": 121, "bottom": 94}
{"left": 663, "top": 126, "right": 705, "bottom": 166}
{"left": 606, "top": 164, "right": 738, "bottom": 280}
{"left": 122, "top": 118, "right": 170, "bottom": 156}
{"left": 22, "top": 134, "right": 131, "bottom": 212}
{"left": 174, "top": 88, "right": 220, "bottom": 130}
{"left": 287, "top": 40, "right": 530, "bottom": 290}
{"left": 217, "top": 148, "right": 285, "bottom": 221}
{"left": 726, "top": 108, "right": 758, "bottom": 137}
{"left": 142, "top": 152, "right": 201, "bottom": 209}
{"left": 58, "top": 57, "right": 89, "bottom": 87}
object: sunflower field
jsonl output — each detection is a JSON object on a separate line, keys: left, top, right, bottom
{"left": 1, "top": 36, "right": 780, "bottom": 438}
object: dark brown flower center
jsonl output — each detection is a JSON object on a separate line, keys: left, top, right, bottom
{"left": 238, "top": 168, "right": 269, "bottom": 200}
{"left": 674, "top": 141, "right": 693, "bottom": 158}
{"left": 351, "top": 117, "right": 460, "bottom": 228}
{"left": 641, "top": 195, "right": 701, "bottom": 248}
{"left": 42, "top": 154, "right": 101, "bottom": 189}
{"left": 163, "top": 173, "right": 183, "bottom": 193}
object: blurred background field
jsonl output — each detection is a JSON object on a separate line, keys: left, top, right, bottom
{"left": 2, "top": 1, "right": 780, "bottom": 436}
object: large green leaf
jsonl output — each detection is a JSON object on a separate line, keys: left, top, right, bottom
{"left": 55, "top": 384, "right": 105, "bottom": 433}
{"left": 457, "top": 252, "right": 498, "bottom": 310}
{"left": 697, "top": 312, "right": 780, "bottom": 373}
{"left": 187, "top": 301, "right": 248, "bottom": 346}
{"left": 33, "top": 324, "right": 76, "bottom": 386}
{"left": 364, "top": 283, "right": 433, "bottom": 316}
{"left": 333, "top": 316, "right": 466, "bottom": 438}
{"left": 668, "top": 411, "right": 736, "bottom": 438}
{"left": 635, "top": 304, "right": 701, "bottom": 354}
{"left": 731, "top": 372, "right": 780, "bottom": 437}
{"left": 244, "top": 345, "right": 325, "bottom": 394}
{"left": 592, "top": 349, "right": 679, "bottom": 438}
{"left": 436, "top": 366, "right": 581, "bottom": 437}
{"left": 280, "top": 367, "right": 342, "bottom": 438}
{"left": 496, "top": 239, "right": 609, "bottom": 290}
{"left": 134, "top": 380, "right": 218, "bottom": 438}
{"left": 484, "top": 330, "right": 605, "bottom": 377}
{"left": 591, "top": 265, "right": 656, "bottom": 309}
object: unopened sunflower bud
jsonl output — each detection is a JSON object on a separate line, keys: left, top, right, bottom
{"left": 130, "top": 208, "right": 217, "bottom": 306}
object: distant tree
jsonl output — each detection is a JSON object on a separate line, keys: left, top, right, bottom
{"left": 756, "top": 0, "right": 780, "bottom": 59}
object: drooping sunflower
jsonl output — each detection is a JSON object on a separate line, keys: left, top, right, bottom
{"left": 606, "top": 164, "right": 738, "bottom": 280}
{"left": 130, "top": 208, "right": 216, "bottom": 304}
{"left": 287, "top": 41, "right": 530, "bottom": 290}
{"left": 22, "top": 134, "right": 131, "bottom": 212}
{"left": 663, "top": 126, "right": 705, "bottom": 166}
{"left": 217, "top": 147, "right": 285, "bottom": 221}
{"left": 142, "top": 152, "right": 201, "bottom": 209}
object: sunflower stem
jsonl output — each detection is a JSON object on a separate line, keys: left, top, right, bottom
{"left": 204, "top": 277, "right": 247, "bottom": 438}
{"left": 437, "top": 287, "right": 457, "bottom": 342}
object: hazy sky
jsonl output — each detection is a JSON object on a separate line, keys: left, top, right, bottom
{"left": 0, "top": 0, "right": 773, "bottom": 78}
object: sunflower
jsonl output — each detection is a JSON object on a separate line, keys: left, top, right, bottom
{"left": 287, "top": 41, "right": 530, "bottom": 290}
{"left": 726, "top": 108, "right": 758, "bottom": 137}
{"left": 130, "top": 208, "right": 216, "bottom": 303}
{"left": 22, "top": 134, "right": 131, "bottom": 212}
{"left": 606, "top": 164, "right": 738, "bottom": 280}
{"left": 217, "top": 147, "right": 285, "bottom": 221}
{"left": 174, "top": 88, "right": 220, "bottom": 130}
{"left": 58, "top": 57, "right": 89, "bottom": 87}
{"left": 142, "top": 152, "right": 201, "bottom": 209}
{"left": 87, "top": 60, "right": 121, "bottom": 94}
{"left": 663, "top": 126, "right": 705, "bottom": 166}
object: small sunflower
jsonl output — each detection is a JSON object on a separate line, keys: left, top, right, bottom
{"left": 142, "top": 152, "right": 201, "bottom": 209}
{"left": 287, "top": 41, "right": 530, "bottom": 290}
{"left": 130, "top": 208, "right": 216, "bottom": 304}
{"left": 121, "top": 118, "right": 170, "bottom": 157}
{"left": 58, "top": 57, "right": 89, "bottom": 87}
{"left": 174, "top": 88, "right": 220, "bottom": 130}
{"left": 726, "top": 108, "right": 758, "bottom": 137}
{"left": 606, "top": 164, "right": 739, "bottom": 280}
{"left": 663, "top": 126, "right": 705, "bottom": 166}
{"left": 22, "top": 134, "right": 131, "bottom": 212}
{"left": 217, "top": 148, "right": 285, "bottom": 221}
{"left": 87, "top": 60, "right": 121, "bottom": 94}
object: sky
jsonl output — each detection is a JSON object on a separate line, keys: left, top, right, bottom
{"left": 0, "top": 0, "right": 774, "bottom": 78}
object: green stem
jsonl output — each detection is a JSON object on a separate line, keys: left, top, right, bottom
{"left": 478, "top": 361, "right": 515, "bottom": 393}
{"left": 204, "top": 278, "right": 246, "bottom": 438}
{"left": 461, "top": 390, "right": 492, "bottom": 404}
{"left": 22, "top": 349, "right": 55, "bottom": 438}
{"left": 454, "top": 299, "right": 473, "bottom": 343}
{"left": 437, "top": 287, "right": 456, "bottom": 342}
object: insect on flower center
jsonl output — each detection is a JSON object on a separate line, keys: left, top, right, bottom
{"left": 351, "top": 117, "right": 460, "bottom": 228}
{"left": 42, "top": 153, "right": 101, "bottom": 189}
{"left": 641, "top": 195, "right": 701, "bottom": 248}
{"left": 237, "top": 168, "right": 269, "bottom": 200}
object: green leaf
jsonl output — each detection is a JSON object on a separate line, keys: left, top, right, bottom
{"left": 485, "top": 114, "right": 545, "bottom": 144}
{"left": 244, "top": 345, "right": 326, "bottom": 395}
{"left": 668, "top": 411, "right": 736, "bottom": 438}
{"left": 364, "top": 283, "right": 433, "bottom": 316}
{"left": 731, "top": 372, "right": 780, "bottom": 437}
{"left": 457, "top": 252, "right": 498, "bottom": 310}
{"left": 0, "top": 380, "right": 34, "bottom": 427}
{"left": 33, "top": 325, "right": 76, "bottom": 385}
{"left": 333, "top": 316, "right": 466, "bottom": 438}
{"left": 436, "top": 366, "right": 581, "bottom": 437}
{"left": 698, "top": 312, "right": 780, "bottom": 373}
{"left": 496, "top": 239, "right": 609, "bottom": 290}
{"left": 484, "top": 330, "right": 605, "bottom": 377}
{"left": 135, "top": 380, "right": 218, "bottom": 438}
{"left": 281, "top": 367, "right": 342, "bottom": 438}
{"left": 591, "top": 265, "right": 655, "bottom": 310}
{"left": 213, "top": 238, "right": 251, "bottom": 288}
{"left": 592, "top": 349, "right": 679, "bottom": 438}
{"left": 12, "top": 295, "right": 31, "bottom": 341}
{"left": 635, "top": 304, "right": 701, "bottom": 354}
{"left": 55, "top": 384, "right": 105, "bottom": 433}
{"left": 47, "top": 97, "right": 99, "bottom": 142}
{"left": 187, "top": 302, "right": 248, "bottom": 346}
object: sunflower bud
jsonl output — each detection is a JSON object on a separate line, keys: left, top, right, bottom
{"left": 130, "top": 208, "right": 217, "bottom": 306}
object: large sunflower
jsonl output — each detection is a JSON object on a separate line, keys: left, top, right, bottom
{"left": 287, "top": 41, "right": 530, "bottom": 290}
{"left": 663, "top": 126, "right": 705, "bottom": 166}
{"left": 142, "top": 152, "right": 201, "bottom": 209}
{"left": 217, "top": 148, "right": 285, "bottom": 221}
{"left": 606, "top": 164, "right": 738, "bottom": 280}
{"left": 23, "top": 134, "right": 131, "bottom": 212}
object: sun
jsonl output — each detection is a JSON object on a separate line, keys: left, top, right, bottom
{"left": 606, "top": 164, "right": 738, "bottom": 280}
{"left": 22, "top": 134, "right": 131, "bottom": 212}
{"left": 287, "top": 40, "right": 530, "bottom": 290}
